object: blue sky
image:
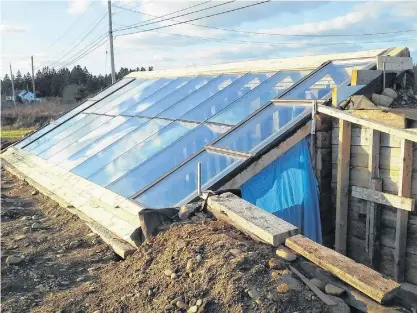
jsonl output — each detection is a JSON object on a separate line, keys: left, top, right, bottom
{"left": 1, "top": 0, "right": 416, "bottom": 77}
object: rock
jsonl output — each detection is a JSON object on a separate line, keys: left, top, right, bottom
{"left": 36, "top": 284, "right": 48, "bottom": 292}
{"left": 6, "top": 255, "right": 24, "bottom": 265}
{"left": 76, "top": 276, "right": 86, "bottom": 282}
{"left": 31, "top": 190, "right": 39, "bottom": 196}
{"left": 171, "top": 273, "right": 178, "bottom": 280}
{"left": 92, "top": 238, "right": 101, "bottom": 245}
{"left": 276, "top": 283, "right": 289, "bottom": 294}
{"left": 229, "top": 249, "right": 242, "bottom": 257}
{"left": 178, "top": 202, "right": 200, "bottom": 220}
{"left": 278, "top": 274, "right": 303, "bottom": 291}
{"left": 276, "top": 247, "right": 297, "bottom": 262}
{"left": 266, "top": 258, "right": 285, "bottom": 270}
{"left": 189, "top": 299, "right": 196, "bottom": 306}
{"left": 186, "top": 259, "right": 194, "bottom": 272}
{"left": 382, "top": 88, "right": 398, "bottom": 100}
{"left": 325, "top": 284, "right": 345, "bottom": 296}
{"left": 87, "top": 232, "right": 96, "bottom": 238}
{"left": 310, "top": 278, "right": 326, "bottom": 291}
{"left": 188, "top": 306, "right": 198, "bottom": 313}
{"left": 176, "top": 301, "right": 187, "bottom": 309}
{"left": 147, "top": 289, "right": 154, "bottom": 297}
{"left": 170, "top": 296, "right": 183, "bottom": 306}
{"left": 371, "top": 94, "right": 394, "bottom": 107}
{"left": 21, "top": 216, "right": 31, "bottom": 221}
{"left": 247, "top": 287, "right": 261, "bottom": 300}
{"left": 195, "top": 254, "right": 203, "bottom": 262}
{"left": 196, "top": 299, "right": 203, "bottom": 306}
{"left": 164, "top": 269, "right": 174, "bottom": 277}
{"left": 328, "top": 295, "right": 351, "bottom": 313}
{"left": 69, "top": 240, "right": 80, "bottom": 249}
{"left": 31, "top": 222, "right": 42, "bottom": 230}
{"left": 165, "top": 304, "right": 175, "bottom": 311}
{"left": 15, "top": 234, "right": 27, "bottom": 240}
{"left": 299, "top": 261, "right": 317, "bottom": 276}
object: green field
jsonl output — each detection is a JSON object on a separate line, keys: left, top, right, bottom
{"left": 0, "top": 128, "right": 35, "bottom": 141}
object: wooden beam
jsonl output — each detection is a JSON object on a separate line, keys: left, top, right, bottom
{"left": 335, "top": 119, "right": 351, "bottom": 254}
{"left": 317, "top": 105, "right": 417, "bottom": 142}
{"left": 394, "top": 139, "right": 413, "bottom": 282}
{"left": 288, "top": 265, "right": 337, "bottom": 306}
{"left": 286, "top": 234, "right": 401, "bottom": 304}
{"left": 205, "top": 192, "right": 298, "bottom": 246}
{"left": 349, "top": 110, "right": 407, "bottom": 129}
{"left": 352, "top": 186, "right": 415, "bottom": 212}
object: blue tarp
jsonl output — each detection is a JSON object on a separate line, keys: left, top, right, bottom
{"left": 241, "top": 138, "right": 322, "bottom": 243}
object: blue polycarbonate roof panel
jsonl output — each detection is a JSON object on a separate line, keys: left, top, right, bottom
{"left": 209, "top": 70, "right": 310, "bottom": 125}
{"left": 160, "top": 74, "right": 242, "bottom": 120}
{"left": 214, "top": 104, "right": 310, "bottom": 153}
{"left": 58, "top": 117, "right": 149, "bottom": 170}
{"left": 90, "top": 78, "right": 134, "bottom": 101}
{"left": 89, "top": 121, "right": 199, "bottom": 187}
{"left": 135, "top": 151, "right": 241, "bottom": 208}
{"left": 71, "top": 118, "right": 170, "bottom": 179}
{"left": 108, "top": 123, "right": 230, "bottom": 198}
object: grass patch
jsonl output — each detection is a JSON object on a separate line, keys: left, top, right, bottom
{"left": 1, "top": 128, "right": 36, "bottom": 141}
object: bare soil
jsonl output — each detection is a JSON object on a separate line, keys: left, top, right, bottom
{"left": 1, "top": 169, "right": 330, "bottom": 313}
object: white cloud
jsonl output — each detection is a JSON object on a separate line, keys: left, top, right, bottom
{"left": 0, "top": 24, "right": 27, "bottom": 34}
{"left": 394, "top": 1, "right": 417, "bottom": 17}
{"left": 67, "top": 0, "right": 91, "bottom": 15}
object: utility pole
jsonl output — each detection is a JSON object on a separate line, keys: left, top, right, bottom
{"left": 9, "top": 63, "right": 16, "bottom": 107}
{"left": 31, "top": 56, "right": 36, "bottom": 98}
{"left": 107, "top": 0, "right": 116, "bottom": 84}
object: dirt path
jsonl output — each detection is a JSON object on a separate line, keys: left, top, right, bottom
{"left": 1, "top": 168, "right": 331, "bottom": 313}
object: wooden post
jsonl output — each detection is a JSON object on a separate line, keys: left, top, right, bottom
{"left": 335, "top": 119, "right": 351, "bottom": 254}
{"left": 366, "top": 129, "right": 381, "bottom": 269}
{"left": 394, "top": 139, "right": 413, "bottom": 282}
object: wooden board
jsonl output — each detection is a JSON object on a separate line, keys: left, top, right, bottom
{"left": 286, "top": 234, "right": 401, "bottom": 304}
{"left": 349, "top": 110, "right": 407, "bottom": 129}
{"left": 352, "top": 186, "right": 415, "bottom": 212}
{"left": 335, "top": 119, "right": 351, "bottom": 254}
{"left": 394, "top": 139, "right": 413, "bottom": 282}
{"left": 205, "top": 192, "right": 298, "bottom": 246}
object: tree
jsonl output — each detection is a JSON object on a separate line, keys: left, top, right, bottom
{"left": 1, "top": 74, "right": 12, "bottom": 95}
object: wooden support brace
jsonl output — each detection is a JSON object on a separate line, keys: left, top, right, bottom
{"left": 366, "top": 129, "right": 381, "bottom": 269}
{"left": 394, "top": 139, "right": 413, "bottom": 282}
{"left": 335, "top": 119, "right": 351, "bottom": 254}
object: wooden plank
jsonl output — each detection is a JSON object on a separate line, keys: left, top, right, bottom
{"left": 288, "top": 265, "right": 337, "bottom": 306}
{"left": 205, "top": 192, "right": 298, "bottom": 246}
{"left": 394, "top": 139, "right": 413, "bottom": 282}
{"left": 352, "top": 186, "right": 415, "bottom": 212}
{"left": 366, "top": 179, "right": 383, "bottom": 270}
{"left": 335, "top": 119, "right": 351, "bottom": 254}
{"left": 349, "top": 110, "right": 407, "bottom": 129}
{"left": 318, "top": 105, "right": 417, "bottom": 142}
{"left": 286, "top": 234, "right": 401, "bottom": 304}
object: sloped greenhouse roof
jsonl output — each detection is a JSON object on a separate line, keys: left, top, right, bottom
{"left": 13, "top": 48, "right": 395, "bottom": 209}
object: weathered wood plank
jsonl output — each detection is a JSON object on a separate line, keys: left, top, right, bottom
{"left": 335, "top": 120, "right": 351, "bottom": 254}
{"left": 286, "top": 234, "right": 401, "bottom": 304}
{"left": 205, "top": 192, "right": 298, "bottom": 246}
{"left": 349, "top": 110, "right": 407, "bottom": 129}
{"left": 394, "top": 139, "right": 413, "bottom": 282}
{"left": 319, "top": 105, "right": 417, "bottom": 142}
{"left": 352, "top": 186, "right": 415, "bottom": 212}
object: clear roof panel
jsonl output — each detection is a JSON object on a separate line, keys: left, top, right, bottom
{"left": 180, "top": 73, "right": 275, "bottom": 122}
{"left": 135, "top": 151, "right": 241, "bottom": 208}
{"left": 160, "top": 74, "right": 242, "bottom": 120}
{"left": 208, "top": 70, "right": 310, "bottom": 126}
{"left": 119, "top": 77, "right": 195, "bottom": 116}
{"left": 90, "top": 77, "right": 133, "bottom": 101}
{"left": 58, "top": 117, "right": 149, "bottom": 170}
{"left": 39, "top": 115, "right": 112, "bottom": 159}
{"left": 15, "top": 124, "right": 56, "bottom": 149}
{"left": 25, "top": 114, "right": 97, "bottom": 154}
{"left": 89, "top": 121, "right": 199, "bottom": 187}
{"left": 71, "top": 118, "right": 170, "bottom": 179}
{"left": 108, "top": 123, "right": 230, "bottom": 198}
{"left": 134, "top": 76, "right": 218, "bottom": 118}
{"left": 47, "top": 116, "right": 131, "bottom": 165}
{"left": 214, "top": 104, "right": 310, "bottom": 153}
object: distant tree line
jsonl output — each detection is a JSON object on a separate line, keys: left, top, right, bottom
{"left": 1, "top": 65, "right": 154, "bottom": 100}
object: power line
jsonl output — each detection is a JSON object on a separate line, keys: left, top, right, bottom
{"left": 114, "top": 2, "right": 417, "bottom": 38}
{"left": 113, "top": 0, "right": 235, "bottom": 32}
{"left": 48, "top": 12, "right": 108, "bottom": 69}
{"left": 114, "top": 0, "right": 271, "bottom": 36}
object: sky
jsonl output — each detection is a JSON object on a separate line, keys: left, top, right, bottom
{"left": 1, "top": 0, "right": 417, "bottom": 77}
